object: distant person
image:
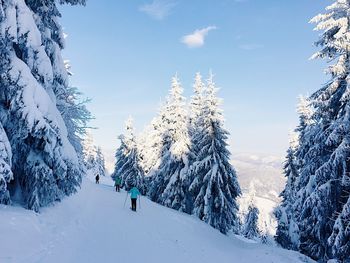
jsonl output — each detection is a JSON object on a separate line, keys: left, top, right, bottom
{"left": 114, "top": 176, "right": 122, "bottom": 192}
{"left": 129, "top": 186, "right": 141, "bottom": 212}
{"left": 95, "top": 174, "right": 100, "bottom": 184}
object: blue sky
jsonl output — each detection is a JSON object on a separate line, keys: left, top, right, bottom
{"left": 60, "top": 0, "right": 328, "bottom": 156}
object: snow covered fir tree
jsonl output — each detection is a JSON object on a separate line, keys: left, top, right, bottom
{"left": 276, "top": 0, "right": 350, "bottom": 261}
{"left": 188, "top": 73, "right": 241, "bottom": 234}
{"left": 188, "top": 72, "right": 205, "bottom": 156}
{"left": 148, "top": 75, "right": 192, "bottom": 212}
{"left": 82, "top": 132, "right": 106, "bottom": 177}
{"left": 83, "top": 131, "right": 97, "bottom": 169}
{"left": 243, "top": 205, "right": 260, "bottom": 240}
{"left": 112, "top": 117, "right": 144, "bottom": 192}
{"left": 0, "top": 0, "right": 89, "bottom": 211}
{"left": 275, "top": 129, "right": 301, "bottom": 250}
{"left": 94, "top": 147, "right": 106, "bottom": 177}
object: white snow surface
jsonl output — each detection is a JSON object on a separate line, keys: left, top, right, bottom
{"left": 0, "top": 172, "right": 314, "bottom": 263}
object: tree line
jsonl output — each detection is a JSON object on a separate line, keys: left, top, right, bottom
{"left": 112, "top": 73, "right": 242, "bottom": 235}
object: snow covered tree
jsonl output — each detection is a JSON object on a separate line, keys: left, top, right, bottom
{"left": 287, "top": 96, "right": 316, "bottom": 232}
{"left": 188, "top": 73, "right": 241, "bottom": 234}
{"left": 94, "top": 147, "right": 106, "bottom": 177}
{"left": 112, "top": 134, "right": 128, "bottom": 180}
{"left": 298, "top": 2, "right": 350, "bottom": 260}
{"left": 112, "top": 118, "right": 133, "bottom": 180}
{"left": 0, "top": 123, "right": 13, "bottom": 205}
{"left": 243, "top": 205, "right": 260, "bottom": 240}
{"left": 60, "top": 86, "right": 92, "bottom": 158}
{"left": 0, "top": 0, "right": 86, "bottom": 212}
{"left": 277, "top": 1, "right": 350, "bottom": 261}
{"left": 188, "top": 72, "right": 205, "bottom": 156}
{"left": 113, "top": 117, "right": 144, "bottom": 192}
{"left": 138, "top": 111, "right": 165, "bottom": 176}
{"left": 24, "top": 0, "right": 89, "bottom": 156}
{"left": 148, "top": 75, "right": 191, "bottom": 212}
{"left": 275, "top": 146, "right": 300, "bottom": 250}
{"left": 83, "top": 132, "right": 97, "bottom": 169}
{"left": 121, "top": 146, "right": 144, "bottom": 192}
{"left": 328, "top": 196, "right": 350, "bottom": 260}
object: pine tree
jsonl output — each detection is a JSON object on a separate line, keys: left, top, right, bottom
{"left": 60, "top": 86, "right": 92, "bottom": 159}
{"left": 188, "top": 72, "right": 205, "bottom": 156}
{"left": 275, "top": 146, "right": 300, "bottom": 249}
{"left": 121, "top": 146, "right": 144, "bottom": 192}
{"left": 0, "top": 0, "right": 85, "bottom": 212}
{"left": 94, "top": 147, "right": 106, "bottom": 177}
{"left": 188, "top": 73, "right": 241, "bottom": 234}
{"left": 298, "top": 1, "right": 350, "bottom": 260}
{"left": 112, "top": 118, "right": 133, "bottom": 181}
{"left": 83, "top": 132, "right": 97, "bottom": 169}
{"left": 0, "top": 123, "right": 13, "bottom": 205}
{"left": 148, "top": 75, "right": 191, "bottom": 212}
{"left": 276, "top": 97, "right": 317, "bottom": 251}
{"left": 138, "top": 111, "right": 165, "bottom": 176}
{"left": 58, "top": 84, "right": 92, "bottom": 174}
{"left": 277, "top": 1, "right": 350, "bottom": 261}
{"left": 243, "top": 205, "right": 260, "bottom": 240}
{"left": 292, "top": 96, "right": 316, "bottom": 218}
{"left": 112, "top": 134, "right": 128, "bottom": 180}
{"left": 117, "top": 118, "right": 144, "bottom": 192}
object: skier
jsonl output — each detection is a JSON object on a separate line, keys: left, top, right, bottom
{"left": 129, "top": 186, "right": 141, "bottom": 211}
{"left": 95, "top": 174, "right": 100, "bottom": 184}
{"left": 114, "top": 176, "right": 122, "bottom": 192}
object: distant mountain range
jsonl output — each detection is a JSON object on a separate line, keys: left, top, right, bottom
{"left": 232, "top": 153, "right": 285, "bottom": 202}
{"left": 232, "top": 153, "right": 285, "bottom": 235}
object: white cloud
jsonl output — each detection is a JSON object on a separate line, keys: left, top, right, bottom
{"left": 139, "top": 0, "right": 177, "bottom": 20}
{"left": 181, "top": 26, "right": 217, "bottom": 48}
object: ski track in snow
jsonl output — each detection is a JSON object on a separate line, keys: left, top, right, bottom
{"left": 0, "top": 174, "right": 314, "bottom": 263}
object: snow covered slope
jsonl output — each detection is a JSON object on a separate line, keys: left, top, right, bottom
{"left": 0, "top": 175, "right": 313, "bottom": 263}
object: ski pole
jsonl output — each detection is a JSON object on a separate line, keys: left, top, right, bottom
{"left": 123, "top": 192, "right": 128, "bottom": 208}
{"left": 138, "top": 195, "right": 141, "bottom": 210}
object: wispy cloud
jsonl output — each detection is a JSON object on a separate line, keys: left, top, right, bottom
{"left": 181, "top": 26, "right": 217, "bottom": 48}
{"left": 239, "top": 44, "right": 263, "bottom": 50}
{"left": 139, "top": 0, "right": 177, "bottom": 20}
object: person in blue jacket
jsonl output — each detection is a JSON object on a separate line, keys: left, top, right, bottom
{"left": 129, "top": 186, "right": 140, "bottom": 211}
{"left": 114, "top": 176, "right": 122, "bottom": 192}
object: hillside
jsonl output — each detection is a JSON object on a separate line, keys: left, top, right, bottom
{"left": 0, "top": 174, "right": 313, "bottom": 263}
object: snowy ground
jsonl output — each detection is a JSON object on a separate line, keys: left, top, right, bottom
{"left": 0, "top": 174, "right": 313, "bottom": 263}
